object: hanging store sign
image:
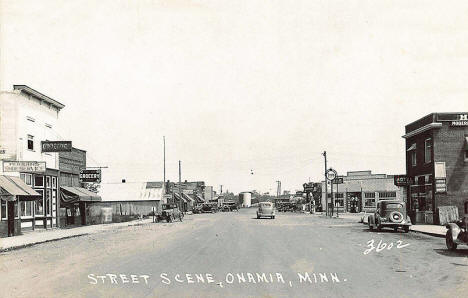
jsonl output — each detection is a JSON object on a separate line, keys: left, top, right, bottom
{"left": 394, "top": 175, "right": 413, "bottom": 186}
{"left": 41, "top": 141, "right": 72, "bottom": 152}
{"left": 2, "top": 161, "right": 46, "bottom": 173}
{"left": 79, "top": 169, "right": 101, "bottom": 183}
{"left": 435, "top": 178, "right": 447, "bottom": 193}
{"left": 332, "top": 177, "right": 344, "bottom": 184}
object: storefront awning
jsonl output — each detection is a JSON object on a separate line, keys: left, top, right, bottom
{"left": 60, "top": 186, "right": 102, "bottom": 205}
{"left": 182, "top": 193, "right": 196, "bottom": 203}
{"left": 0, "top": 175, "right": 42, "bottom": 201}
{"left": 195, "top": 194, "right": 205, "bottom": 203}
{"left": 174, "top": 192, "right": 188, "bottom": 203}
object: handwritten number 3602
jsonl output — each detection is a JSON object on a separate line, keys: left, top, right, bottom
{"left": 364, "top": 240, "right": 410, "bottom": 255}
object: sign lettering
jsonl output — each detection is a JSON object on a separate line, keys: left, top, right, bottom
{"left": 79, "top": 169, "right": 101, "bottom": 183}
{"left": 41, "top": 141, "right": 72, "bottom": 152}
{"left": 2, "top": 161, "right": 46, "bottom": 173}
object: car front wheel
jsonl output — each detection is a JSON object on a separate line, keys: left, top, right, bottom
{"left": 446, "top": 230, "right": 457, "bottom": 251}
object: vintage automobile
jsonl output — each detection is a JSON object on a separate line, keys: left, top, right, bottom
{"left": 222, "top": 201, "right": 239, "bottom": 212}
{"left": 157, "top": 204, "right": 183, "bottom": 222}
{"left": 445, "top": 200, "right": 468, "bottom": 251}
{"left": 368, "top": 200, "right": 411, "bottom": 232}
{"left": 257, "top": 202, "right": 275, "bottom": 219}
{"left": 201, "top": 202, "right": 217, "bottom": 213}
{"left": 192, "top": 204, "right": 203, "bottom": 214}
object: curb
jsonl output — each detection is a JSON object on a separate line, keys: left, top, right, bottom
{"left": 409, "top": 229, "right": 445, "bottom": 238}
{"left": 0, "top": 233, "right": 90, "bottom": 253}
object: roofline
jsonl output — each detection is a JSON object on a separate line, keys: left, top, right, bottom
{"left": 402, "top": 122, "right": 442, "bottom": 139}
{"left": 404, "top": 113, "right": 435, "bottom": 128}
{"left": 13, "top": 85, "right": 65, "bottom": 110}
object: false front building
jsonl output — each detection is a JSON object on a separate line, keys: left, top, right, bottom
{"left": 403, "top": 112, "right": 468, "bottom": 224}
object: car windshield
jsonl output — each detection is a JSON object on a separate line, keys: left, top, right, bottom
{"left": 260, "top": 203, "right": 272, "bottom": 208}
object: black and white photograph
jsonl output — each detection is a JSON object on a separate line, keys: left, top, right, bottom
{"left": 0, "top": 1, "right": 467, "bottom": 297}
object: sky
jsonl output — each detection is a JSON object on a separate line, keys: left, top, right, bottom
{"left": 1, "top": 0, "right": 467, "bottom": 194}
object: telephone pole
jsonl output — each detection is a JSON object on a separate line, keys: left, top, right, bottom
{"left": 220, "top": 185, "right": 223, "bottom": 194}
{"left": 276, "top": 180, "right": 281, "bottom": 197}
{"left": 179, "top": 160, "right": 182, "bottom": 211}
{"left": 163, "top": 136, "right": 166, "bottom": 191}
{"left": 322, "top": 151, "right": 328, "bottom": 216}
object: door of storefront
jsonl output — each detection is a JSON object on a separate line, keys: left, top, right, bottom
{"left": 347, "top": 192, "right": 362, "bottom": 213}
{"left": 7, "top": 201, "right": 15, "bottom": 237}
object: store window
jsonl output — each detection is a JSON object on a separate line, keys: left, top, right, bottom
{"left": 21, "top": 201, "right": 33, "bottom": 217}
{"left": 52, "top": 177, "right": 57, "bottom": 189}
{"left": 46, "top": 189, "right": 52, "bottom": 216}
{"left": 27, "top": 135, "right": 34, "bottom": 151}
{"left": 35, "top": 189, "right": 44, "bottom": 216}
{"left": 34, "top": 176, "right": 44, "bottom": 188}
{"left": 365, "top": 192, "right": 375, "bottom": 198}
{"left": 379, "top": 191, "right": 397, "bottom": 198}
{"left": 364, "top": 199, "right": 376, "bottom": 207}
{"left": 1, "top": 201, "right": 6, "bottom": 220}
{"left": 424, "top": 138, "right": 432, "bottom": 163}
{"left": 335, "top": 199, "right": 344, "bottom": 207}
{"left": 46, "top": 176, "right": 51, "bottom": 188}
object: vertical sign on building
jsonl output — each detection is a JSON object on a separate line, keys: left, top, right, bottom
{"left": 434, "top": 162, "right": 447, "bottom": 193}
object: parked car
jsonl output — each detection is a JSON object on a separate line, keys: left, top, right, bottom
{"left": 445, "top": 200, "right": 468, "bottom": 250}
{"left": 193, "top": 204, "right": 203, "bottom": 214}
{"left": 157, "top": 204, "right": 183, "bottom": 222}
{"left": 201, "top": 203, "right": 217, "bottom": 213}
{"left": 368, "top": 200, "right": 411, "bottom": 232}
{"left": 222, "top": 201, "right": 238, "bottom": 212}
{"left": 257, "top": 202, "right": 275, "bottom": 219}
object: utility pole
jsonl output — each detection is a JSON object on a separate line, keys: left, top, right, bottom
{"left": 323, "top": 151, "right": 328, "bottom": 216}
{"left": 163, "top": 136, "right": 166, "bottom": 193}
{"left": 179, "top": 160, "right": 182, "bottom": 212}
{"left": 276, "top": 180, "right": 281, "bottom": 197}
{"left": 220, "top": 185, "right": 223, "bottom": 194}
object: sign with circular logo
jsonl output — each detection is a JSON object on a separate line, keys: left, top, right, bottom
{"left": 326, "top": 168, "right": 337, "bottom": 181}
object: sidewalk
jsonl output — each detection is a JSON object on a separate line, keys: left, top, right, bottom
{"left": 0, "top": 218, "right": 154, "bottom": 252}
{"left": 410, "top": 225, "right": 446, "bottom": 238}
{"left": 316, "top": 212, "right": 446, "bottom": 238}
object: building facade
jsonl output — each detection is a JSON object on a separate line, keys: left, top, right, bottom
{"left": 321, "top": 171, "right": 405, "bottom": 213}
{"left": 403, "top": 112, "right": 468, "bottom": 224}
{"left": 58, "top": 147, "right": 88, "bottom": 226}
{"left": 0, "top": 85, "right": 65, "bottom": 231}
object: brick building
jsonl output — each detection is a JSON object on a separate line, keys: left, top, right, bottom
{"left": 321, "top": 171, "right": 405, "bottom": 213}
{"left": 403, "top": 112, "right": 468, "bottom": 224}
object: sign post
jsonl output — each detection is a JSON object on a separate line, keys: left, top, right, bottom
{"left": 332, "top": 177, "right": 343, "bottom": 217}
{"left": 326, "top": 168, "right": 337, "bottom": 217}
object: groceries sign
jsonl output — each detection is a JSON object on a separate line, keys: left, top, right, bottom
{"left": 3, "top": 161, "right": 46, "bottom": 173}
{"left": 79, "top": 169, "right": 101, "bottom": 183}
{"left": 41, "top": 141, "right": 72, "bottom": 152}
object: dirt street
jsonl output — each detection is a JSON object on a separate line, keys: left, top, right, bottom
{"left": 0, "top": 209, "right": 467, "bottom": 298}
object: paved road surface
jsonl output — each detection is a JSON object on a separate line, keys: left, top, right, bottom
{"left": 1, "top": 209, "right": 467, "bottom": 298}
